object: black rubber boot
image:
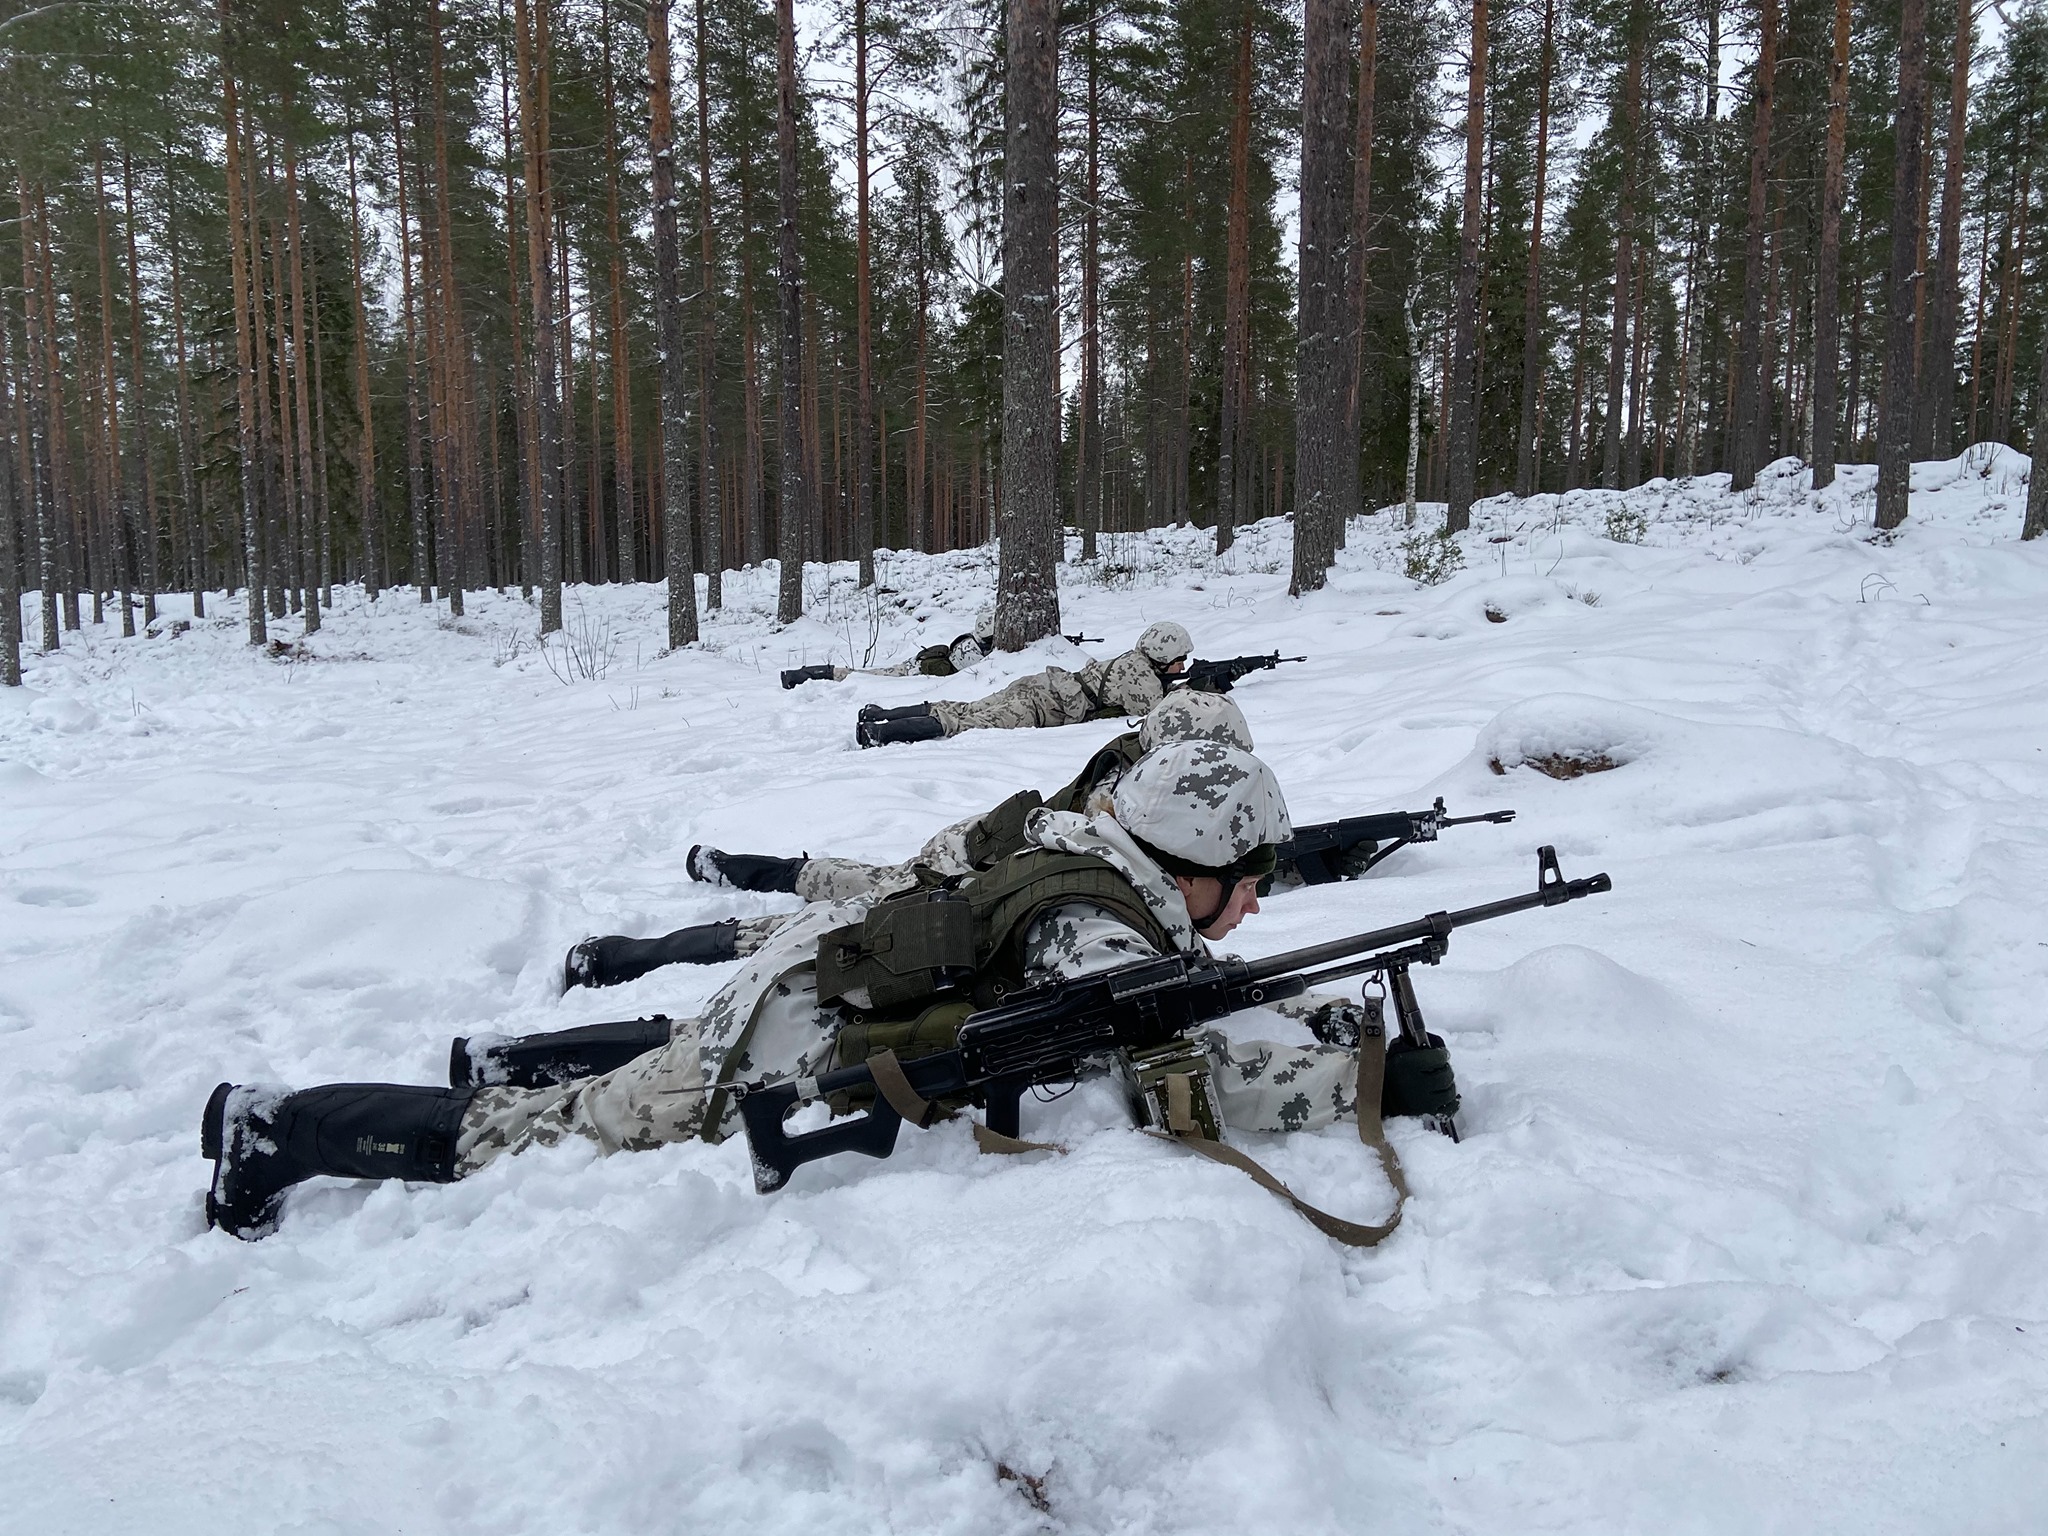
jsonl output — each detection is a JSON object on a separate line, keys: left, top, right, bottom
{"left": 685, "top": 845, "right": 804, "bottom": 893}
{"left": 858, "top": 710, "right": 946, "bottom": 748}
{"left": 201, "top": 1081, "right": 474, "bottom": 1241}
{"left": 781, "top": 664, "right": 838, "bottom": 689}
{"left": 449, "top": 1016, "right": 674, "bottom": 1090}
{"left": 857, "top": 701, "right": 934, "bottom": 725}
{"left": 563, "top": 921, "right": 740, "bottom": 990}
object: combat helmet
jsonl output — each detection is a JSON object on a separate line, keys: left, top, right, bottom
{"left": 1112, "top": 739, "right": 1291, "bottom": 882}
{"left": 1139, "top": 691, "right": 1254, "bottom": 754}
{"left": 1136, "top": 620, "right": 1193, "bottom": 668}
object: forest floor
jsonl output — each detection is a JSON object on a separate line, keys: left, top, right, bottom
{"left": 3, "top": 450, "right": 2045, "bottom": 1535}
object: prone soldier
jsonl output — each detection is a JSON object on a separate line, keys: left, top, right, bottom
{"left": 855, "top": 620, "right": 1195, "bottom": 747}
{"left": 563, "top": 692, "right": 1256, "bottom": 990}
{"left": 199, "top": 740, "right": 1441, "bottom": 1240}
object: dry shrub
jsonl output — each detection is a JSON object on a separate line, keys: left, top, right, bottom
{"left": 1489, "top": 751, "right": 1619, "bottom": 779}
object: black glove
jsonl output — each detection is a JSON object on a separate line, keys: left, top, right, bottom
{"left": 1381, "top": 1032, "right": 1460, "bottom": 1121}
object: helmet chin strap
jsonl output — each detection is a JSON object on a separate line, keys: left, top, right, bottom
{"left": 1186, "top": 878, "right": 1231, "bottom": 930}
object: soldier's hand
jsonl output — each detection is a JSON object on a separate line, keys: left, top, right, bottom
{"left": 1381, "top": 1033, "right": 1460, "bottom": 1121}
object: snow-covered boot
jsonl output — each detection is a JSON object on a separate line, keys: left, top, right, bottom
{"left": 562, "top": 920, "right": 740, "bottom": 990}
{"left": 449, "top": 1016, "right": 674, "bottom": 1090}
{"left": 685, "top": 844, "right": 804, "bottom": 892}
{"left": 781, "top": 664, "right": 838, "bottom": 689}
{"left": 200, "top": 1081, "right": 473, "bottom": 1241}
{"left": 858, "top": 709, "right": 945, "bottom": 748}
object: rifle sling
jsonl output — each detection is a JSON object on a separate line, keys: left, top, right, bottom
{"left": 1147, "top": 1044, "right": 1408, "bottom": 1250}
{"left": 868, "top": 1048, "right": 948, "bottom": 1129}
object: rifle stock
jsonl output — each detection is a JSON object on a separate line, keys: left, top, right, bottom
{"left": 737, "top": 847, "right": 1611, "bottom": 1192}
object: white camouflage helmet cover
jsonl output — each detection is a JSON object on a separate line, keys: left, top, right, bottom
{"left": 1139, "top": 691, "right": 1255, "bottom": 754}
{"left": 1136, "top": 620, "right": 1194, "bottom": 667}
{"left": 972, "top": 604, "right": 997, "bottom": 644}
{"left": 1113, "top": 740, "right": 1292, "bottom": 872}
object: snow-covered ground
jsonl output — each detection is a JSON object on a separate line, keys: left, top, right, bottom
{"left": 3, "top": 449, "right": 2045, "bottom": 1534}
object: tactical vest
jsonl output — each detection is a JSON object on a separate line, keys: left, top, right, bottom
{"left": 815, "top": 846, "right": 1176, "bottom": 1081}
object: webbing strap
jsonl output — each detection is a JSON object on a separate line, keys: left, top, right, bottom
{"left": 868, "top": 1049, "right": 947, "bottom": 1129}
{"left": 1147, "top": 1048, "right": 1408, "bottom": 1250}
{"left": 971, "top": 1122, "right": 1066, "bottom": 1156}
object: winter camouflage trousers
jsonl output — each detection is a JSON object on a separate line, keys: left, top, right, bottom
{"left": 455, "top": 1019, "right": 709, "bottom": 1172}
{"left": 930, "top": 667, "right": 1096, "bottom": 736}
{"left": 790, "top": 815, "right": 981, "bottom": 904}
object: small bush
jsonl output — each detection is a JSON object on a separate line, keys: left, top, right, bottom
{"left": 1401, "top": 528, "right": 1465, "bottom": 586}
{"left": 1604, "top": 507, "right": 1649, "bottom": 544}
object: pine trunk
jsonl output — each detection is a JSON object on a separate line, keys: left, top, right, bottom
{"left": 996, "top": 0, "right": 1063, "bottom": 644}
{"left": 647, "top": 0, "right": 700, "bottom": 644}
{"left": 774, "top": 0, "right": 807, "bottom": 624}
{"left": 1218, "top": 4, "right": 1253, "bottom": 552}
{"left": 1810, "top": 0, "right": 1851, "bottom": 487}
{"left": 694, "top": 0, "right": 723, "bottom": 607}
{"left": 1875, "top": 0, "right": 1928, "bottom": 531}
{"left": 1514, "top": 0, "right": 1555, "bottom": 496}
{"left": 1924, "top": 0, "right": 1971, "bottom": 457}
{"left": 1729, "top": 0, "right": 1778, "bottom": 491}
{"left": 514, "top": 0, "right": 563, "bottom": 631}
{"left": 1445, "top": 0, "right": 1488, "bottom": 530}
{"left": 217, "top": 24, "right": 267, "bottom": 646}
{"left": 1291, "top": 0, "right": 1350, "bottom": 586}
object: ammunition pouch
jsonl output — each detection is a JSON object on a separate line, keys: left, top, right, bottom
{"left": 815, "top": 891, "right": 977, "bottom": 1012}
{"left": 1117, "top": 1039, "right": 1222, "bottom": 1140}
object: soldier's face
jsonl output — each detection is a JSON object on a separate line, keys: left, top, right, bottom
{"left": 1176, "top": 874, "right": 1263, "bottom": 940}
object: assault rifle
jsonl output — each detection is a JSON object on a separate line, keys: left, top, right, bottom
{"left": 736, "top": 846, "right": 1611, "bottom": 1192}
{"left": 1174, "top": 651, "right": 1306, "bottom": 694}
{"left": 1276, "top": 798, "right": 1518, "bottom": 886}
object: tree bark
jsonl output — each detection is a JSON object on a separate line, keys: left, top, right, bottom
{"left": 1291, "top": 0, "right": 1350, "bottom": 585}
{"left": 773, "top": 0, "right": 807, "bottom": 624}
{"left": 1603, "top": 3, "right": 1646, "bottom": 490}
{"left": 514, "top": 0, "right": 563, "bottom": 631}
{"left": 282, "top": 136, "right": 324, "bottom": 632}
{"left": 1342, "top": 0, "right": 1378, "bottom": 526}
{"left": 647, "top": 0, "right": 701, "bottom": 644}
{"left": 694, "top": 0, "right": 723, "bottom": 606}
{"left": 1811, "top": 0, "right": 1851, "bottom": 488}
{"left": 852, "top": 0, "right": 876, "bottom": 583}
{"left": 1082, "top": 0, "right": 1103, "bottom": 562}
{"left": 217, "top": 17, "right": 267, "bottom": 646}
{"left": 1218, "top": 3, "right": 1253, "bottom": 552}
{"left": 1924, "top": 0, "right": 1971, "bottom": 457}
{"left": 996, "top": 0, "right": 1062, "bottom": 644}
{"left": 1729, "top": 0, "right": 1777, "bottom": 491}
{"left": 1445, "top": 0, "right": 1488, "bottom": 530}
{"left": 1514, "top": 0, "right": 1555, "bottom": 496}
{"left": 603, "top": 0, "right": 636, "bottom": 584}
{"left": 1875, "top": 0, "right": 1929, "bottom": 531}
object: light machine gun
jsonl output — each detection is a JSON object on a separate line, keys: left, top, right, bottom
{"left": 737, "top": 846, "right": 1611, "bottom": 1192}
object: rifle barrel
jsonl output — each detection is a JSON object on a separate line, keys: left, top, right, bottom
{"left": 1242, "top": 849, "right": 1609, "bottom": 982}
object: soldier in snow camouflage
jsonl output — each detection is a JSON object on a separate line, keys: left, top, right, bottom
{"left": 704, "top": 691, "right": 1256, "bottom": 912}
{"left": 855, "top": 621, "right": 1196, "bottom": 747}
{"left": 198, "top": 736, "right": 1367, "bottom": 1239}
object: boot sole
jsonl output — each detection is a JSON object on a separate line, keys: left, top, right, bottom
{"left": 201, "top": 1081, "right": 234, "bottom": 1161}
